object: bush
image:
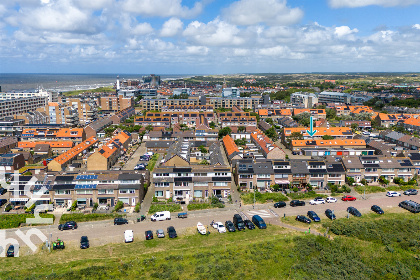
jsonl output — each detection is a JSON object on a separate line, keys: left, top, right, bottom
{"left": 93, "top": 203, "right": 99, "bottom": 211}
{"left": 59, "top": 213, "right": 123, "bottom": 224}
{"left": 5, "top": 204, "right": 12, "bottom": 212}
{"left": 134, "top": 203, "right": 140, "bottom": 213}
{"left": 386, "top": 185, "right": 417, "bottom": 191}
{"left": 187, "top": 203, "right": 214, "bottom": 211}
{"left": 354, "top": 185, "right": 385, "bottom": 194}
{"left": 241, "top": 191, "right": 288, "bottom": 204}
{"left": 361, "top": 178, "right": 367, "bottom": 185}
{"left": 287, "top": 191, "right": 327, "bottom": 200}
{"left": 114, "top": 201, "right": 124, "bottom": 212}
{"left": 148, "top": 204, "right": 182, "bottom": 214}
{"left": 70, "top": 200, "right": 77, "bottom": 211}
{"left": 152, "top": 196, "right": 158, "bottom": 203}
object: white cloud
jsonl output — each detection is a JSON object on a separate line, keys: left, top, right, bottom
{"left": 183, "top": 19, "right": 245, "bottom": 46}
{"left": 329, "top": 0, "right": 420, "bottom": 8}
{"left": 413, "top": 24, "right": 420, "bottom": 29}
{"left": 223, "top": 0, "right": 303, "bottom": 26}
{"left": 160, "top": 18, "right": 183, "bottom": 37}
{"left": 121, "top": 0, "right": 204, "bottom": 18}
{"left": 186, "top": 46, "right": 209, "bottom": 55}
{"left": 73, "top": 0, "right": 113, "bottom": 10}
{"left": 233, "top": 48, "right": 250, "bottom": 56}
{"left": 132, "top": 23, "right": 154, "bottom": 35}
{"left": 335, "top": 26, "right": 359, "bottom": 37}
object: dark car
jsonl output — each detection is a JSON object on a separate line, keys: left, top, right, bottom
{"left": 80, "top": 236, "right": 89, "bottom": 249}
{"left": 274, "top": 201, "right": 286, "bottom": 208}
{"left": 244, "top": 220, "right": 255, "bottom": 230}
{"left": 225, "top": 220, "right": 236, "bottom": 232}
{"left": 58, "top": 221, "right": 77, "bottom": 231}
{"left": 0, "top": 187, "right": 7, "bottom": 195}
{"left": 290, "top": 200, "right": 305, "bottom": 207}
{"left": 296, "top": 215, "right": 311, "bottom": 224}
{"left": 371, "top": 205, "right": 384, "bottom": 214}
{"left": 167, "top": 226, "right": 177, "bottom": 238}
{"left": 7, "top": 245, "right": 15, "bottom": 257}
{"left": 325, "top": 209, "right": 336, "bottom": 220}
{"left": 233, "top": 214, "right": 246, "bottom": 231}
{"left": 0, "top": 199, "right": 7, "bottom": 207}
{"left": 347, "top": 207, "right": 362, "bottom": 217}
{"left": 307, "top": 211, "right": 321, "bottom": 222}
{"left": 145, "top": 230, "right": 154, "bottom": 240}
{"left": 114, "top": 217, "right": 128, "bottom": 225}
{"left": 252, "top": 215, "right": 267, "bottom": 229}
{"left": 404, "top": 189, "right": 418, "bottom": 196}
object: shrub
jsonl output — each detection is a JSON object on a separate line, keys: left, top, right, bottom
{"left": 187, "top": 203, "right": 213, "bottom": 211}
{"left": 5, "top": 204, "right": 12, "bottom": 212}
{"left": 60, "top": 213, "right": 123, "bottom": 224}
{"left": 148, "top": 204, "right": 182, "bottom": 214}
{"left": 70, "top": 200, "right": 77, "bottom": 211}
{"left": 93, "top": 203, "right": 99, "bottom": 211}
{"left": 0, "top": 213, "right": 54, "bottom": 229}
{"left": 241, "top": 191, "right": 288, "bottom": 204}
{"left": 287, "top": 191, "right": 327, "bottom": 200}
{"left": 134, "top": 203, "right": 140, "bottom": 213}
{"left": 114, "top": 201, "right": 124, "bottom": 212}
{"left": 292, "top": 187, "right": 299, "bottom": 192}
{"left": 354, "top": 185, "right": 385, "bottom": 194}
{"left": 152, "top": 196, "right": 158, "bottom": 203}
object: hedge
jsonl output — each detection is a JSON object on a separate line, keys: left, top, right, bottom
{"left": 0, "top": 214, "right": 55, "bottom": 229}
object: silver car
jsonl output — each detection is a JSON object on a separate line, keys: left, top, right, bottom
{"left": 156, "top": 229, "right": 165, "bottom": 238}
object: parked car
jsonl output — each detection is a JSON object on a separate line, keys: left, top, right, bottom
{"left": 252, "top": 215, "right": 267, "bottom": 229}
{"left": 145, "top": 230, "right": 153, "bottom": 240}
{"left": 399, "top": 200, "right": 420, "bottom": 213}
{"left": 156, "top": 229, "right": 165, "bottom": 238}
{"left": 225, "top": 220, "right": 236, "bottom": 232}
{"left": 80, "top": 236, "right": 89, "bottom": 249}
{"left": 244, "top": 220, "right": 255, "bottom": 230}
{"left": 0, "top": 187, "right": 7, "bottom": 195}
{"left": 307, "top": 211, "right": 321, "bottom": 222}
{"left": 124, "top": 230, "right": 134, "bottom": 243}
{"left": 7, "top": 245, "right": 15, "bottom": 257}
{"left": 212, "top": 222, "right": 227, "bottom": 233}
{"left": 295, "top": 215, "right": 311, "bottom": 224}
{"left": 326, "top": 197, "right": 337, "bottom": 203}
{"left": 325, "top": 209, "right": 336, "bottom": 220}
{"left": 290, "top": 200, "right": 305, "bottom": 207}
{"left": 151, "top": 211, "right": 171, "bottom": 221}
{"left": 342, "top": 195, "right": 356, "bottom": 201}
{"left": 404, "top": 189, "right": 418, "bottom": 196}
{"left": 274, "top": 201, "right": 286, "bottom": 208}
{"left": 386, "top": 191, "right": 401, "bottom": 197}
{"left": 114, "top": 217, "right": 128, "bottom": 225}
{"left": 371, "top": 205, "right": 384, "bottom": 214}
{"left": 167, "top": 226, "right": 177, "bottom": 238}
{"left": 347, "top": 207, "right": 362, "bottom": 217}
{"left": 58, "top": 221, "right": 77, "bottom": 231}
{"left": 0, "top": 199, "right": 7, "bottom": 207}
{"left": 309, "top": 197, "right": 325, "bottom": 205}
{"left": 233, "top": 214, "right": 246, "bottom": 231}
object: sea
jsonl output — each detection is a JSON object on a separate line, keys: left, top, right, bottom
{"left": 0, "top": 73, "right": 193, "bottom": 92}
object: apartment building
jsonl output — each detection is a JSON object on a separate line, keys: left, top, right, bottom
{"left": 21, "top": 128, "right": 86, "bottom": 144}
{"left": 37, "top": 102, "right": 79, "bottom": 126}
{"left": 140, "top": 98, "right": 199, "bottom": 111}
{"left": 152, "top": 165, "right": 232, "bottom": 201}
{"left": 87, "top": 131, "right": 131, "bottom": 170}
{"left": 208, "top": 97, "right": 261, "bottom": 109}
{"left": 67, "top": 98, "right": 98, "bottom": 125}
{"left": 0, "top": 96, "right": 48, "bottom": 119}
{"left": 100, "top": 96, "right": 133, "bottom": 112}
{"left": 318, "top": 91, "right": 351, "bottom": 104}
{"left": 109, "top": 107, "right": 135, "bottom": 124}
{"left": 282, "top": 127, "right": 353, "bottom": 145}
{"left": 290, "top": 92, "right": 318, "bottom": 108}
{"left": 84, "top": 117, "right": 113, "bottom": 139}
{"left": 291, "top": 139, "right": 366, "bottom": 153}
{"left": 18, "top": 141, "right": 74, "bottom": 154}
{"left": 161, "top": 105, "right": 214, "bottom": 112}
{"left": 339, "top": 120, "right": 371, "bottom": 129}
{"left": 0, "top": 89, "right": 57, "bottom": 102}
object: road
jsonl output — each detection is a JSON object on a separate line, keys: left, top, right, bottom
{"left": 6, "top": 193, "right": 420, "bottom": 256}
{"left": 123, "top": 142, "right": 146, "bottom": 170}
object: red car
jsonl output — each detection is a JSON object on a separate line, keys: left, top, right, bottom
{"left": 342, "top": 195, "right": 356, "bottom": 201}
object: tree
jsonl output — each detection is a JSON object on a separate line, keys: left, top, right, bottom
{"left": 351, "top": 123, "right": 359, "bottom": 132}
{"left": 326, "top": 108, "right": 337, "bottom": 120}
{"left": 113, "top": 201, "right": 124, "bottom": 212}
{"left": 345, "top": 176, "right": 355, "bottom": 186}
{"left": 237, "top": 126, "right": 246, "bottom": 133}
{"left": 218, "top": 127, "right": 232, "bottom": 139}
{"left": 234, "top": 138, "right": 247, "bottom": 146}
{"left": 379, "top": 176, "right": 389, "bottom": 187}
{"left": 209, "top": 121, "right": 216, "bottom": 129}
{"left": 250, "top": 112, "right": 260, "bottom": 122}
{"left": 145, "top": 125, "right": 153, "bottom": 131}
{"left": 265, "top": 127, "right": 278, "bottom": 141}
{"left": 293, "top": 112, "right": 311, "bottom": 126}
{"left": 198, "top": 145, "right": 207, "bottom": 154}
{"left": 289, "top": 132, "right": 303, "bottom": 140}
{"left": 322, "top": 135, "right": 334, "bottom": 140}
{"left": 199, "top": 159, "right": 210, "bottom": 165}
{"left": 265, "top": 118, "right": 274, "bottom": 125}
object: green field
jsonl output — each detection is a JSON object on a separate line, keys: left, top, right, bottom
{"left": 2, "top": 213, "right": 420, "bottom": 279}
{"left": 62, "top": 86, "right": 115, "bottom": 96}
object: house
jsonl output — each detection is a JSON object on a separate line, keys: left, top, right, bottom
{"left": 293, "top": 109, "right": 326, "bottom": 120}
{"left": 291, "top": 139, "right": 366, "bottom": 153}
{"left": 222, "top": 135, "right": 242, "bottom": 164}
{"left": 87, "top": 131, "right": 131, "bottom": 170}
{"left": 0, "top": 153, "right": 25, "bottom": 173}
{"left": 18, "top": 141, "right": 74, "bottom": 154}
{"left": 251, "top": 130, "right": 285, "bottom": 159}
{"left": 84, "top": 117, "right": 113, "bottom": 139}
{"left": 109, "top": 107, "right": 135, "bottom": 124}
{"left": 0, "top": 137, "right": 18, "bottom": 154}
{"left": 282, "top": 127, "right": 353, "bottom": 146}
{"left": 339, "top": 120, "right": 371, "bottom": 129}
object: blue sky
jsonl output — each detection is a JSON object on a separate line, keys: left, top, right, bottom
{"left": 1, "top": 0, "right": 420, "bottom": 74}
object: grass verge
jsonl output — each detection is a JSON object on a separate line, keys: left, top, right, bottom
{"left": 241, "top": 191, "right": 288, "bottom": 204}
{"left": 146, "top": 153, "right": 159, "bottom": 172}
{"left": 0, "top": 213, "right": 55, "bottom": 229}
{"left": 287, "top": 190, "right": 327, "bottom": 200}
{"left": 59, "top": 213, "right": 124, "bottom": 224}
{"left": 354, "top": 184, "right": 386, "bottom": 194}
{"left": 148, "top": 203, "right": 182, "bottom": 214}
{"left": 62, "top": 86, "right": 114, "bottom": 96}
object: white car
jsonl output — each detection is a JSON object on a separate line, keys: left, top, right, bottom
{"left": 386, "top": 191, "right": 401, "bottom": 197}
{"left": 309, "top": 198, "right": 326, "bottom": 205}
{"left": 326, "top": 197, "right": 337, "bottom": 203}
{"left": 212, "top": 222, "right": 226, "bottom": 233}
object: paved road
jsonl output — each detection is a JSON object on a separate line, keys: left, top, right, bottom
{"left": 275, "top": 140, "right": 311, "bottom": 159}
{"left": 6, "top": 193, "right": 420, "bottom": 256}
{"left": 123, "top": 142, "right": 147, "bottom": 170}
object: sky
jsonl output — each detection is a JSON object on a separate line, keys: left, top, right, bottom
{"left": 1, "top": 0, "right": 420, "bottom": 74}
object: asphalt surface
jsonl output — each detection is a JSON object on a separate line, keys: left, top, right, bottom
{"left": 6, "top": 192, "right": 420, "bottom": 256}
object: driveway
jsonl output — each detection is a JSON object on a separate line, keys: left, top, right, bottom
{"left": 123, "top": 142, "right": 147, "bottom": 170}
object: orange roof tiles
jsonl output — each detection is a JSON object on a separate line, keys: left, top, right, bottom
{"left": 18, "top": 141, "right": 74, "bottom": 148}
{"left": 292, "top": 139, "right": 366, "bottom": 147}
{"left": 258, "top": 109, "right": 269, "bottom": 117}
{"left": 294, "top": 109, "right": 326, "bottom": 115}
{"left": 403, "top": 118, "right": 420, "bottom": 127}
{"left": 48, "top": 102, "right": 59, "bottom": 106}
{"left": 222, "top": 135, "right": 240, "bottom": 156}
{"left": 98, "top": 131, "right": 131, "bottom": 159}
{"left": 56, "top": 128, "right": 84, "bottom": 138}
{"left": 251, "top": 130, "right": 280, "bottom": 154}
{"left": 284, "top": 127, "right": 352, "bottom": 137}
{"left": 51, "top": 136, "right": 98, "bottom": 165}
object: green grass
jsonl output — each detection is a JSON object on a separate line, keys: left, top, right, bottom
{"left": 354, "top": 185, "right": 386, "bottom": 194}
{"left": 62, "top": 86, "right": 114, "bottom": 96}
{"left": 241, "top": 191, "right": 288, "bottom": 204}
{"left": 287, "top": 190, "right": 328, "bottom": 200}
{"left": 0, "top": 213, "right": 55, "bottom": 229}
{"left": 386, "top": 185, "right": 418, "bottom": 192}
{"left": 59, "top": 213, "right": 124, "bottom": 224}
{"left": 3, "top": 215, "right": 420, "bottom": 279}
{"left": 187, "top": 203, "right": 214, "bottom": 211}
{"left": 148, "top": 203, "right": 182, "bottom": 214}
{"left": 146, "top": 153, "right": 160, "bottom": 172}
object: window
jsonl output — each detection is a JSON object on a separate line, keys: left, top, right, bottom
{"left": 76, "top": 189, "right": 93, "bottom": 195}
{"left": 194, "top": 182, "right": 208, "bottom": 187}
{"left": 175, "top": 182, "right": 188, "bottom": 187}
{"left": 155, "top": 191, "right": 163, "bottom": 197}
{"left": 98, "top": 189, "right": 114, "bottom": 194}
{"left": 119, "top": 189, "right": 135, "bottom": 194}
{"left": 214, "top": 182, "right": 228, "bottom": 187}
{"left": 155, "top": 182, "right": 169, "bottom": 187}
{"left": 194, "top": 190, "right": 202, "bottom": 198}
{"left": 55, "top": 190, "right": 70, "bottom": 195}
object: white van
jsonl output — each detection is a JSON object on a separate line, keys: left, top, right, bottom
{"left": 124, "top": 230, "right": 134, "bottom": 243}
{"left": 145, "top": 152, "right": 154, "bottom": 157}
{"left": 151, "top": 211, "right": 171, "bottom": 221}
